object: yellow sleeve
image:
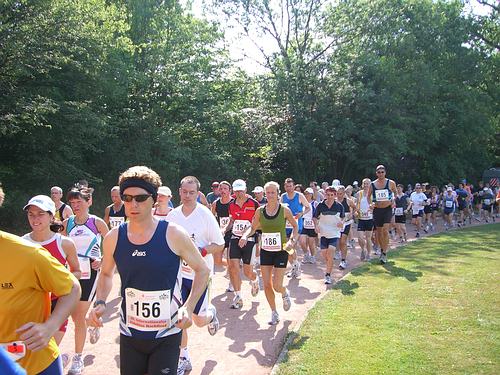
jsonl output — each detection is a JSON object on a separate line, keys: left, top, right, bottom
{"left": 33, "top": 248, "right": 75, "bottom": 297}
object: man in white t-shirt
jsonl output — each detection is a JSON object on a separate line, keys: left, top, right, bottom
{"left": 407, "top": 183, "right": 428, "bottom": 238}
{"left": 166, "top": 176, "right": 224, "bottom": 375}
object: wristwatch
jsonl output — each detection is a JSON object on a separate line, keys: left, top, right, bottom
{"left": 93, "top": 299, "right": 106, "bottom": 308}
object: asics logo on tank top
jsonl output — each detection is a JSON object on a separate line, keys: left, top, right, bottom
{"left": 132, "top": 249, "right": 147, "bottom": 257}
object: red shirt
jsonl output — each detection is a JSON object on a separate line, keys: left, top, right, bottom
{"left": 229, "top": 196, "right": 259, "bottom": 237}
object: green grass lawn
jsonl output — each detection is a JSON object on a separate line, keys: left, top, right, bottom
{"left": 276, "top": 224, "right": 500, "bottom": 375}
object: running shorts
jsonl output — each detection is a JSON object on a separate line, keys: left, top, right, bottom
{"left": 229, "top": 238, "right": 254, "bottom": 265}
{"left": 458, "top": 203, "right": 466, "bottom": 211}
{"left": 223, "top": 231, "right": 231, "bottom": 248}
{"left": 80, "top": 268, "right": 98, "bottom": 301}
{"left": 424, "top": 205, "right": 432, "bottom": 214}
{"left": 300, "top": 228, "right": 317, "bottom": 238}
{"left": 119, "top": 332, "right": 182, "bottom": 375}
{"left": 357, "top": 219, "right": 374, "bottom": 232}
{"left": 412, "top": 211, "right": 424, "bottom": 219}
{"left": 482, "top": 204, "right": 492, "bottom": 211}
{"left": 320, "top": 237, "right": 339, "bottom": 249}
{"left": 181, "top": 278, "right": 209, "bottom": 316}
{"left": 260, "top": 250, "right": 288, "bottom": 268}
{"left": 341, "top": 224, "right": 351, "bottom": 236}
{"left": 373, "top": 206, "right": 393, "bottom": 228}
{"left": 395, "top": 215, "right": 406, "bottom": 224}
{"left": 38, "top": 356, "right": 63, "bottom": 375}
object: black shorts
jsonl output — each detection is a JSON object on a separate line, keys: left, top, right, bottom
{"left": 260, "top": 250, "right": 288, "bottom": 268}
{"left": 120, "top": 333, "right": 182, "bottom": 375}
{"left": 482, "top": 204, "right": 492, "bottom": 211}
{"left": 424, "top": 205, "right": 432, "bottom": 214}
{"left": 300, "top": 228, "right": 317, "bottom": 238}
{"left": 80, "top": 268, "right": 98, "bottom": 301}
{"left": 373, "top": 206, "right": 393, "bottom": 228}
{"left": 223, "top": 231, "right": 231, "bottom": 248}
{"left": 412, "top": 211, "right": 423, "bottom": 219}
{"left": 358, "top": 219, "right": 374, "bottom": 232}
{"left": 458, "top": 203, "right": 466, "bottom": 211}
{"left": 229, "top": 238, "right": 254, "bottom": 264}
{"left": 341, "top": 224, "right": 351, "bottom": 236}
{"left": 395, "top": 215, "right": 406, "bottom": 224}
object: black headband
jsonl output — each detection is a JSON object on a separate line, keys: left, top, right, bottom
{"left": 120, "top": 178, "right": 158, "bottom": 201}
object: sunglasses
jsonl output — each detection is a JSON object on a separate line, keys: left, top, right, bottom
{"left": 376, "top": 170, "right": 385, "bottom": 174}
{"left": 121, "top": 194, "right": 152, "bottom": 203}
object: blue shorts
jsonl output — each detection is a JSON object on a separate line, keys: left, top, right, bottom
{"left": 39, "top": 356, "right": 63, "bottom": 375}
{"left": 181, "top": 278, "right": 209, "bottom": 316}
{"left": 320, "top": 237, "right": 339, "bottom": 249}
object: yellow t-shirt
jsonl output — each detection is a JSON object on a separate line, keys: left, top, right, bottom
{"left": 0, "top": 231, "right": 75, "bottom": 375}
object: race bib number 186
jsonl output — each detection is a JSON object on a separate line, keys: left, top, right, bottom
{"left": 261, "top": 232, "right": 282, "bottom": 252}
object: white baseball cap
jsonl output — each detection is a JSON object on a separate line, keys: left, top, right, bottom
{"left": 447, "top": 186, "right": 453, "bottom": 192}
{"left": 232, "top": 179, "right": 247, "bottom": 192}
{"left": 157, "top": 186, "right": 172, "bottom": 196}
{"left": 304, "top": 187, "right": 314, "bottom": 194}
{"left": 353, "top": 181, "right": 358, "bottom": 186}
{"left": 23, "top": 195, "right": 56, "bottom": 215}
{"left": 252, "top": 186, "right": 264, "bottom": 193}
{"left": 332, "top": 179, "right": 341, "bottom": 187}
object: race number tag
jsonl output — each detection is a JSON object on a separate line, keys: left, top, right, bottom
{"left": 78, "top": 257, "right": 91, "bottom": 280}
{"left": 483, "top": 199, "right": 491, "bottom": 205}
{"left": 219, "top": 217, "right": 230, "bottom": 230}
{"left": 1, "top": 342, "right": 26, "bottom": 362}
{"left": 395, "top": 207, "right": 404, "bottom": 216}
{"left": 125, "top": 288, "right": 171, "bottom": 332}
{"left": 232, "top": 220, "right": 250, "bottom": 236}
{"left": 445, "top": 200, "right": 453, "bottom": 208}
{"left": 303, "top": 218, "right": 315, "bottom": 229}
{"left": 375, "top": 189, "right": 390, "bottom": 201}
{"left": 109, "top": 217, "right": 125, "bottom": 228}
{"left": 261, "top": 232, "right": 282, "bottom": 252}
{"left": 360, "top": 210, "right": 370, "bottom": 219}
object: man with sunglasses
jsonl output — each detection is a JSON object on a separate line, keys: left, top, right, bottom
{"left": 87, "top": 166, "right": 210, "bottom": 375}
{"left": 167, "top": 176, "right": 225, "bottom": 375}
{"left": 368, "top": 165, "right": 397, "bottom": 264}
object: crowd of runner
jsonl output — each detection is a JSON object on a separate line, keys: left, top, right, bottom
{"left": 1, "top": 165, "right": 499, "bottom": 375}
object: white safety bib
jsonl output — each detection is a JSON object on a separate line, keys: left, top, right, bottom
{"left": 79, "top": 257, "right": 91, "bottom": 280}
{"left": 483, "top": 199, "right": 491, "bottom": 205}
{"left": 125, "top": 288, "right": 171, "bottom": 332}
{"left": 109, "top": 216, "right": 125, "bottom": 228}
{"left": 261, "top": 232, "right": 282, "bottom": 252}
{"left": 375, "top": 189, "right": 390, "bottom": 201}
{"left": 286, "top": 215, "right": 299, "bottom": 229}
{"left": 445, "top": 200, "right": 453, "bottom": 208}
{"left": 395, "top": 207, "right": 404, "bottom": 216}
{"left": 360, "top": 210, "right": 372, "bottom": 219}
{"left": 232, "top": 219, "right": 251, "bottom": 237}
{"left": 219, "top": 217, "right": 230, "bottom": 230}
{"left": 303, "top": 218, "right": 315, "bottom": 229}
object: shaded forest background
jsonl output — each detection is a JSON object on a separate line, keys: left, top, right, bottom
{"left": 0, "top": 0, "right": 498, "bottom": 233}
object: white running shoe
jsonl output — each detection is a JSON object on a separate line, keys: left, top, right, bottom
{"left": 380, "top": 253, "right": 387, "bottom": 264}
{"left": 177, "top": 356, "right": 192, "bottom": 375}
{"left": 334, "top": 250, "right": 341, "bottom": 260}
{"left": 230, "top": 295, "right": 243, "bottom": 309}
{"left": 324, "top": 275, "right": 332, "bottom": 284}
{"left": 68, "top": 355, "right": 84, "bottom": 375}
{"left": 250, "top": 278, "right": 259, "bottom": 297}
{"left": 282, "top": 290, "right": 292, "bottom": 311}
{"left": 294, "top": 261, "right": 302, "bottom": 277}
{"left": 269, "top": 311, "right": 280, "bottom": 325}
{"left": 207, "top": 305, "right": 219, "bottom": 336}
{"left": 226, "top": 282, "right": 234, "bottom": 293}
{"left": 310, "top": 255, "right": 316, "bottom": 264}
{"left": 339, "top": 260, "right": 347, "bottom": 270}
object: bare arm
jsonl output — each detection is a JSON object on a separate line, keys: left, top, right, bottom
{"left": 239, "top": 208, "right": 261, "bottom": 247}
{"left": 168, "top": 223, "right": 209, "bottom": 327}
{"left": 63, "top": 205, "right": 73, "bottom": 220}
{"left": 86, "top": 228, "right": 118, "bottom": 327}
{"left": 284, "top": 206, "right": 299, "bottom": 243}
{"left": 299, "top": 193, "right": 311, "bottom": 216}
{"left": 103, "top": 206, "right": 111, "bottom": 227}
